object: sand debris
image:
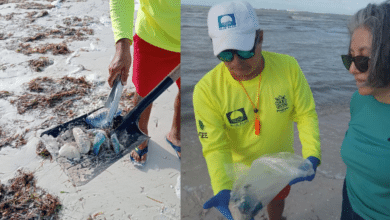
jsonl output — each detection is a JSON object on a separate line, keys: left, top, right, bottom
{"left": 51, "top": 27, "right": 93, "bottom": 40}
{"left": 63, "top": 16, "right": 95, "bottom": 27}
{"left": 36, "top": 140, "right": 52, "bottom": 160}
{"left": 120, "top": 89, "right": 135, "bottom": 115}
{"left": 0, "top": 129, "right": 28, "bottom": 148}
{"left": 25, "top": 10, "right": 49, "bottom": 23}
{"left": 0, "top": 125, "right": 31, "bottom": 148}
{"left": 14, "top": 134, "right": 27, "bottom": 148}
{"left": 0, "top": 0, "right": 25, "bottom": 4}
{"left": 0, "top": 33, "right": 13, "bottom": 40}
{"left": 49, "top": 29, "right": 62, "bottom": 35}
{"left": 11, "top": 76, "right": 93, "bottom": 115}
{"left": 63, "top": 28, "right": 94, "bottom": 42}
{"left": 16, "top": 2, "right": 55, "bottom": 10}
{"left": 26, "top": 11, "right": 38, "bottom": 18}
{"left": 0, "top": 91, "right": 13, "bottom": 98}
{"left": 0, "top": 33, "right": 6, "bottom": 40}
{"left": 87, "top": 212, "right": 104, "bottom": 219}
{"left": 0, "top": 170, "right": 62, "bottom": 220}
{"left": 28, "top": 57, "right": 54, "bottom": 72}
{"left": 0, "top": 137, "right": 14, "bottom": 148}
{"left": 0, "top": 129, "right": 13, "bottom": 148}
{"left": 27, "top": 76, "right": 54, "bottom": 92}
{"left": 4, "top": 12, "right": 20, "bottom": 21}
{"left": 16, "top": 42, "right": 72, "bottom": 55}
{"left": 80, "top": 27, "right": 94, "bottom": 35}
{"left": 23, "top": 33, "right": 46, "bottom": 42}
{"left": 14, "top": 90, "right": 81, "bottom": 114}
{"left": 36, "top": 10, "right": 48, "bottom": 18}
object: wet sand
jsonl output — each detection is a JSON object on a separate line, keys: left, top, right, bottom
{"left": 0, "top": 0, "right": 180, "bottom": 219}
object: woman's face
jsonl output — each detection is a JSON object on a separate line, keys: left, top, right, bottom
{"left": 349, "top": 27, "right": 374, "bottom": 96}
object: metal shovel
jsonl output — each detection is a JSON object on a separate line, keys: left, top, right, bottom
{"left": 40, "top": 64, "right": 180, "bottom": 186}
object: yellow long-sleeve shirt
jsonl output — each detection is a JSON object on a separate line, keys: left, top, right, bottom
{"left": 193, "top": 51, "right": 321, "bottom": 195}
{"left": 110, "top": 0, "right": 180, "bottom": 52}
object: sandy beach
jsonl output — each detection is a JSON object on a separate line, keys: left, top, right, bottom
{"left": 0, "top": 0, "right": 180, "bottom": 219}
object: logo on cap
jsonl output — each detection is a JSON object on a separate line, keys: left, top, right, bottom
{"left": 218, "top": 14, "right": 236, "bottom": 30}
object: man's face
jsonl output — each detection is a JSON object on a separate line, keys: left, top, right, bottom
{"left": 223, "top": 31, "right": 264, "bottom": 78}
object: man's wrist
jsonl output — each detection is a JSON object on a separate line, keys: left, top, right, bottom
{"left": 115, "top": 38, "right": 132, "bottom": 50}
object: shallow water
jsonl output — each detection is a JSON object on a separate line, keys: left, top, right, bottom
{"left": 181, "top": 5, "right": 354, "bottom": 119}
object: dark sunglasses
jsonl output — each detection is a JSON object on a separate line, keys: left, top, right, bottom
{"left": 341, "top": 55, "right": 370, "bottom": 73}
{"left": 217, "top": 35, "right": 258, "bottom": 62}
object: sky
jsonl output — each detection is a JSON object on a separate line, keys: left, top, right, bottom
{"left": 182, "top": 0, "right": 386, "bottom": 15}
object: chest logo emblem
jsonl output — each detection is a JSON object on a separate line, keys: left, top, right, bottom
{"left": 275, "top": 95, "right": 289, "bottom": 113}
{"left": 226, "top": 108, "right": 248, "bottom": 126}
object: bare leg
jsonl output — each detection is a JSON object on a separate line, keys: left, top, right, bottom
{"left": 166, "top": 90, "right": 181, "bottom": 157}
{"left": 267, "top": 199, "right": 285, "bottom": 220}
{"left": 130, "top": 92, "right": 152, "bottom": 162}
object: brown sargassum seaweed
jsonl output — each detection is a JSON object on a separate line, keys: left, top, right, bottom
{"left": 0, "top": 170, "right": 62, "bottom": 219}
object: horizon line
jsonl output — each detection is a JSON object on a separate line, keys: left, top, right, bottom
{"left": 181, "top": 3, "right": 353, "bottom": 16}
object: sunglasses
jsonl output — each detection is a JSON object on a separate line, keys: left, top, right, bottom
{"left": 217, "top": 35, "right": 258, "bottom": 62}
{"left": 341, "top": 55, "right": 370, "bottom": 73}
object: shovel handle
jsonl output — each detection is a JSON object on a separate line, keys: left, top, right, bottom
{"left": 168, "top": 63, "right": 180, "bottom": 82}
{"left": 114, "top": 63, "right": 181, "bottom": 134}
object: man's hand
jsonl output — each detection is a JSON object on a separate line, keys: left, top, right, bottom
{"left": 289, "top": 156, "right": 320, "bottom": 186}
{"left": 108, "top": 38, "right": 132, "bottom": 87}
{"left": 203, "top": 190, "right": 234, "bottom": 220}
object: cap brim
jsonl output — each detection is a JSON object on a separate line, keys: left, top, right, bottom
{"left": 212, "top": 32, "right": 256, "bottom": 56}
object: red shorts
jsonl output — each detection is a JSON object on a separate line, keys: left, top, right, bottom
{"left": 132, "top": 34, "right": 181, "bottom": 97}
{"left": 272, "top": 185, "right": 291, "bottom": 201}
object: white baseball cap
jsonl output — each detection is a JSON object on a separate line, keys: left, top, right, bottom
{"left": 207, "top": 1, "right": 260, "bottom": 56}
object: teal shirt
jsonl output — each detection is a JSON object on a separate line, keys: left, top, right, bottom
{"left": 341, "top": 91, "right": 390, "bottom": 219}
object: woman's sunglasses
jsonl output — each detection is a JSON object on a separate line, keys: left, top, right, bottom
{"left": 217, "top": 35, "right": 258, "bottom": 62}
{"left": 341, "top": 55, "right": 370, "bottom": 73}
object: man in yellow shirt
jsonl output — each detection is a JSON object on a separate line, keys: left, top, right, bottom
{"left": 107, "top": 0, "right": 181, "bottom": 165}
{"left": 193, "top": 1, "right": 321, "bottom": 219}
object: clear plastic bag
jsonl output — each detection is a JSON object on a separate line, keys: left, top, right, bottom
{"left": 90, "top": 129, "right": 108, "bottom": 155}
{"left": 85, "top": 80, "right": 124, "bottom": 128}
{"left": 110, "top": 133, "right": 124, "bottom": 154}
{"left": 227, "top": 152, "right": 314, "bottom": 220}
{"left": 85, "top": 108, "right": 122, "bottom": 128}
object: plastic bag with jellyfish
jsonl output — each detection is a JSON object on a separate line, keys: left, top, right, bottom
{"left": 226, "top": 152, "right": 315, "bottom": 220}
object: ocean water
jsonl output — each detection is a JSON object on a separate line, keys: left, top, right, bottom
{"left": 181, "top": 5, "right": 354, "bottom": 119}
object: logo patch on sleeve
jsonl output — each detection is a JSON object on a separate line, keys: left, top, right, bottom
{"left": 198, "top": 120, "right": 208, "bottom": 138}
{"left": 198, "top": 120, "right": 205, "bottom": 130}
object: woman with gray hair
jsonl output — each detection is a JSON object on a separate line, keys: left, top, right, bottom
{"left": 340, "top": 1, "right": 390, "bottom": 219}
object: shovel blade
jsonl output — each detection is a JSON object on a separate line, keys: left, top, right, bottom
{"left": 40, "top": 108, "right": 102, "bottom": 138}
{"left": 39, "top": 107, "right": 148, "bottom": 187}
